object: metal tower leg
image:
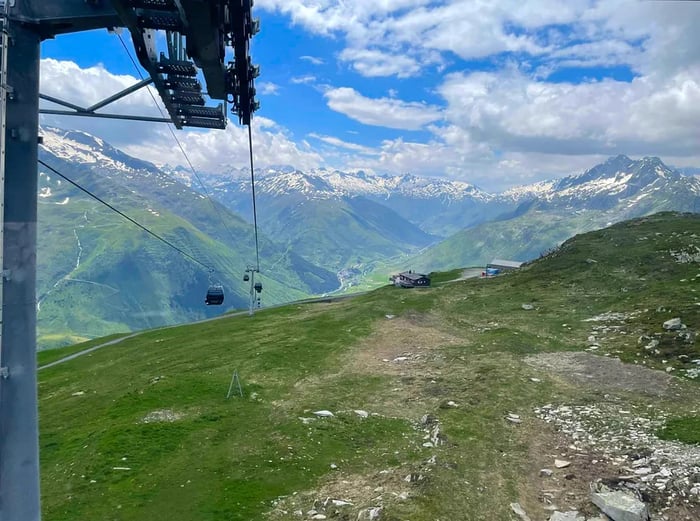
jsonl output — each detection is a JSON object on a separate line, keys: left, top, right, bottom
{"left": 0, "top": 22, "right": 42, "bottom": 521}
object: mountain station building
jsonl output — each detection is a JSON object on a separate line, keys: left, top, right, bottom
{"left": 391, "top": 271, "right": 431, "bottom": 288}
{"left": 486, "top": 259, "right": 524, "bottom": 271}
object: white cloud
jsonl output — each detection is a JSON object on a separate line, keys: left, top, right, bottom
{"left": 339, "top": 48, "right": 421, "bottom": 78}
{"left": 438, "top": 68, "right": 700, "bottom": 157}
{"left": 308, "top": 133, "right": 377, "bottom": 154}
{"left": 258, "top": 1, "right": 700, "bottom": 82}
{"left": 40, "top": 58, "right": 163, "bottom": 116}
{"left": 258, "top": 81, "right": 281, "bottom": 95}
{"left": 300, "top": 55, "right": 324, "bottom": 65}
{"left": 290, "top": 75, "right": 317, "bottom": 84}
{"left": 151, "top": 117, "right": 323, "bottom": 173}
{"left": 324, "top": 87, "right": 442, "bottom": 130}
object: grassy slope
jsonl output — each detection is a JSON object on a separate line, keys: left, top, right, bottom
{"left": 39, "top": 212, "right": 700, "bottom": 521}
{"left": 257, "top": 196, "right": 436, "bottom": 271}
{"left": 37, "top": 155, "right": 339, "bottom": 349}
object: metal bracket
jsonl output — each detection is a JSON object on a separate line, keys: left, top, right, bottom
{"left": 2, "top": 269, "right": 10, "bottom": 281}
{"left": 0, "top": 366, "right": 8, "bottom": 379}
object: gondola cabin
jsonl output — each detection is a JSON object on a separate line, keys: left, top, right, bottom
{"left": 205, "top": 285, "right": 225, "bottom": 305}
{"left": 254, "top": 282, "right": 262, "bottom": 293}
{"left": 243, "top": 273, "right": 250, "bottom": 282}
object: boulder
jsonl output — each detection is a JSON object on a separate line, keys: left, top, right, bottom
{"left": 510, "top": 502, "right": 532, "bottom": 521}
{"left": 662, "top": 318, "right": 683, "bottom": 330}
{"left": 590, "top": 487, "right": 649, "bottom": 521}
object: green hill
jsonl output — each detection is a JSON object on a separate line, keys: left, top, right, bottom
{"left": 36, "top": 129, "right": 338, "bottom": 348}
{"left": 38, "top": 212, "right": 700, "bottom": 520}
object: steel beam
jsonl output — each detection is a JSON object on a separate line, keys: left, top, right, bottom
{"left": 85, "top": 77, "right": 153, "bottom": 111}
{"left": 0, "top": 20, "right": 41, "bottom": 521}
{"left": 11, "top": 0, "right": 121, "bottom": 38}
{"left": 39, "top": 109, "right": 172, "bottom": 123}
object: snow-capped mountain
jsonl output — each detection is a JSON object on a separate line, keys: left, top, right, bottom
{"left": 176, "top": 167, "right": 507, "bottom": 237}
{"left": 173, "top": 165, "right": 494, "bottom": 202}
{"left": 517, "top": 155, "right": 700, "bottom": 214}
{"left": 407, "top": 155, "right": 700, "bottom": 274}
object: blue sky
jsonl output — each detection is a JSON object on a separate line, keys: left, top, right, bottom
{"left": 38, "top": 0, "right": 700, "bottom": 191}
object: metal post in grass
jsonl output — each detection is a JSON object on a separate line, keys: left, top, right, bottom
{"left": 226, "top": 369, "right": 243, "bottom": 398}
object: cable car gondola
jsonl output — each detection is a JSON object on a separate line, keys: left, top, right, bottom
{"left": 205, "top": 284, "right": 225, "bottom": 306}
{"left": 243, "top": 273, "right": 250, "bottom": 282}
{"left": 254, "top": 282, "right": 262, "bottom": 293}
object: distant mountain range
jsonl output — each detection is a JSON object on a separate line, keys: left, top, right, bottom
{"left": 407, "top": 155, "right": 700, "bottom": 272}
{"left": 37, "top": 125, "right": 700, "bottom": 347}
{"left": 167, "top": 165, "right": 510, "bottom": 240}
{"left": 172, "top": 154, "right": 700, "bottom": 276}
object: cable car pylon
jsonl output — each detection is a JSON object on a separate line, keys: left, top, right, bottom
{"left": 244, "top": 265, "right": 262, "bottom": 315}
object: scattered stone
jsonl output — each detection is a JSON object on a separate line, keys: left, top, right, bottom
{"left": 71, "top": 391, "right": 85, "bottom": 396}
{"left": 112, "top": 467, "right": 131, "bottom": 471}
{"left": 404, "top": 473, "right": 424, "bottom": 483}
{"left": 393, "top": 356, "right": 410, "bottom": 362}
{"left": 354, "top": 410, "right": 369, "bottom": 418}
{"left": 313, "top": 410, "right": 334, "bottom": 418}
{"left": 141, "top": 409, "right": 183, "bottom": 423}
{"left": 590, "top": 485, "right": 650, "bottom": 521}
{"left": 510, "top": 502, "right": 532, "bottom": 521}
{"left": 540, "top": 468, "right": 554, "bottom": 477}
{"left": 530, "top": 378, "right": 541, "bottom": 383}
{"left": 420, "top": 414, "right": 437, "bottom": 427}
{"left": 554, "top": 459, "right": 571, "bottom": 469}
{"left": 662, "top": 318, "right": 683, "bottom": 330}
{"left": 522, "top": 304, "right": 535, "bottom": 310}
{"left": 385, "top": 314, "right": 395, "bottom": 319}
{"left": 446, "top": 400, "right": 459, "bottom": 407}
{"left": 329, "top": 463, "right": 338, "bottom": 470}
{"left": 357, "top": 506, "right": 382, "bottom": 520}
{"left": 311, "top": 515, "right": 327, "bottom": 520}
{"left": 331, "top": 499, "right": 352, "bottom": 506}
{"left": 299, "top": 417, "right": 316, "bottom": 424}
{"left": 506, "top": 413, "right": 523, "bottom": 424}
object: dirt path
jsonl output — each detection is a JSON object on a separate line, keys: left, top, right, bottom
{"left": 270, "top": 313, "right": 700, "bottom": 521}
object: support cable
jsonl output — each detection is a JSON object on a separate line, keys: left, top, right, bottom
{"left": 247, "top": 123, "right": 260, "bottom": 272}
{"left": 38, "top": 159, "right": 211, "bottom": 271}
{"left": 116, "top": 34, "right": 240, "bottom": 264}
